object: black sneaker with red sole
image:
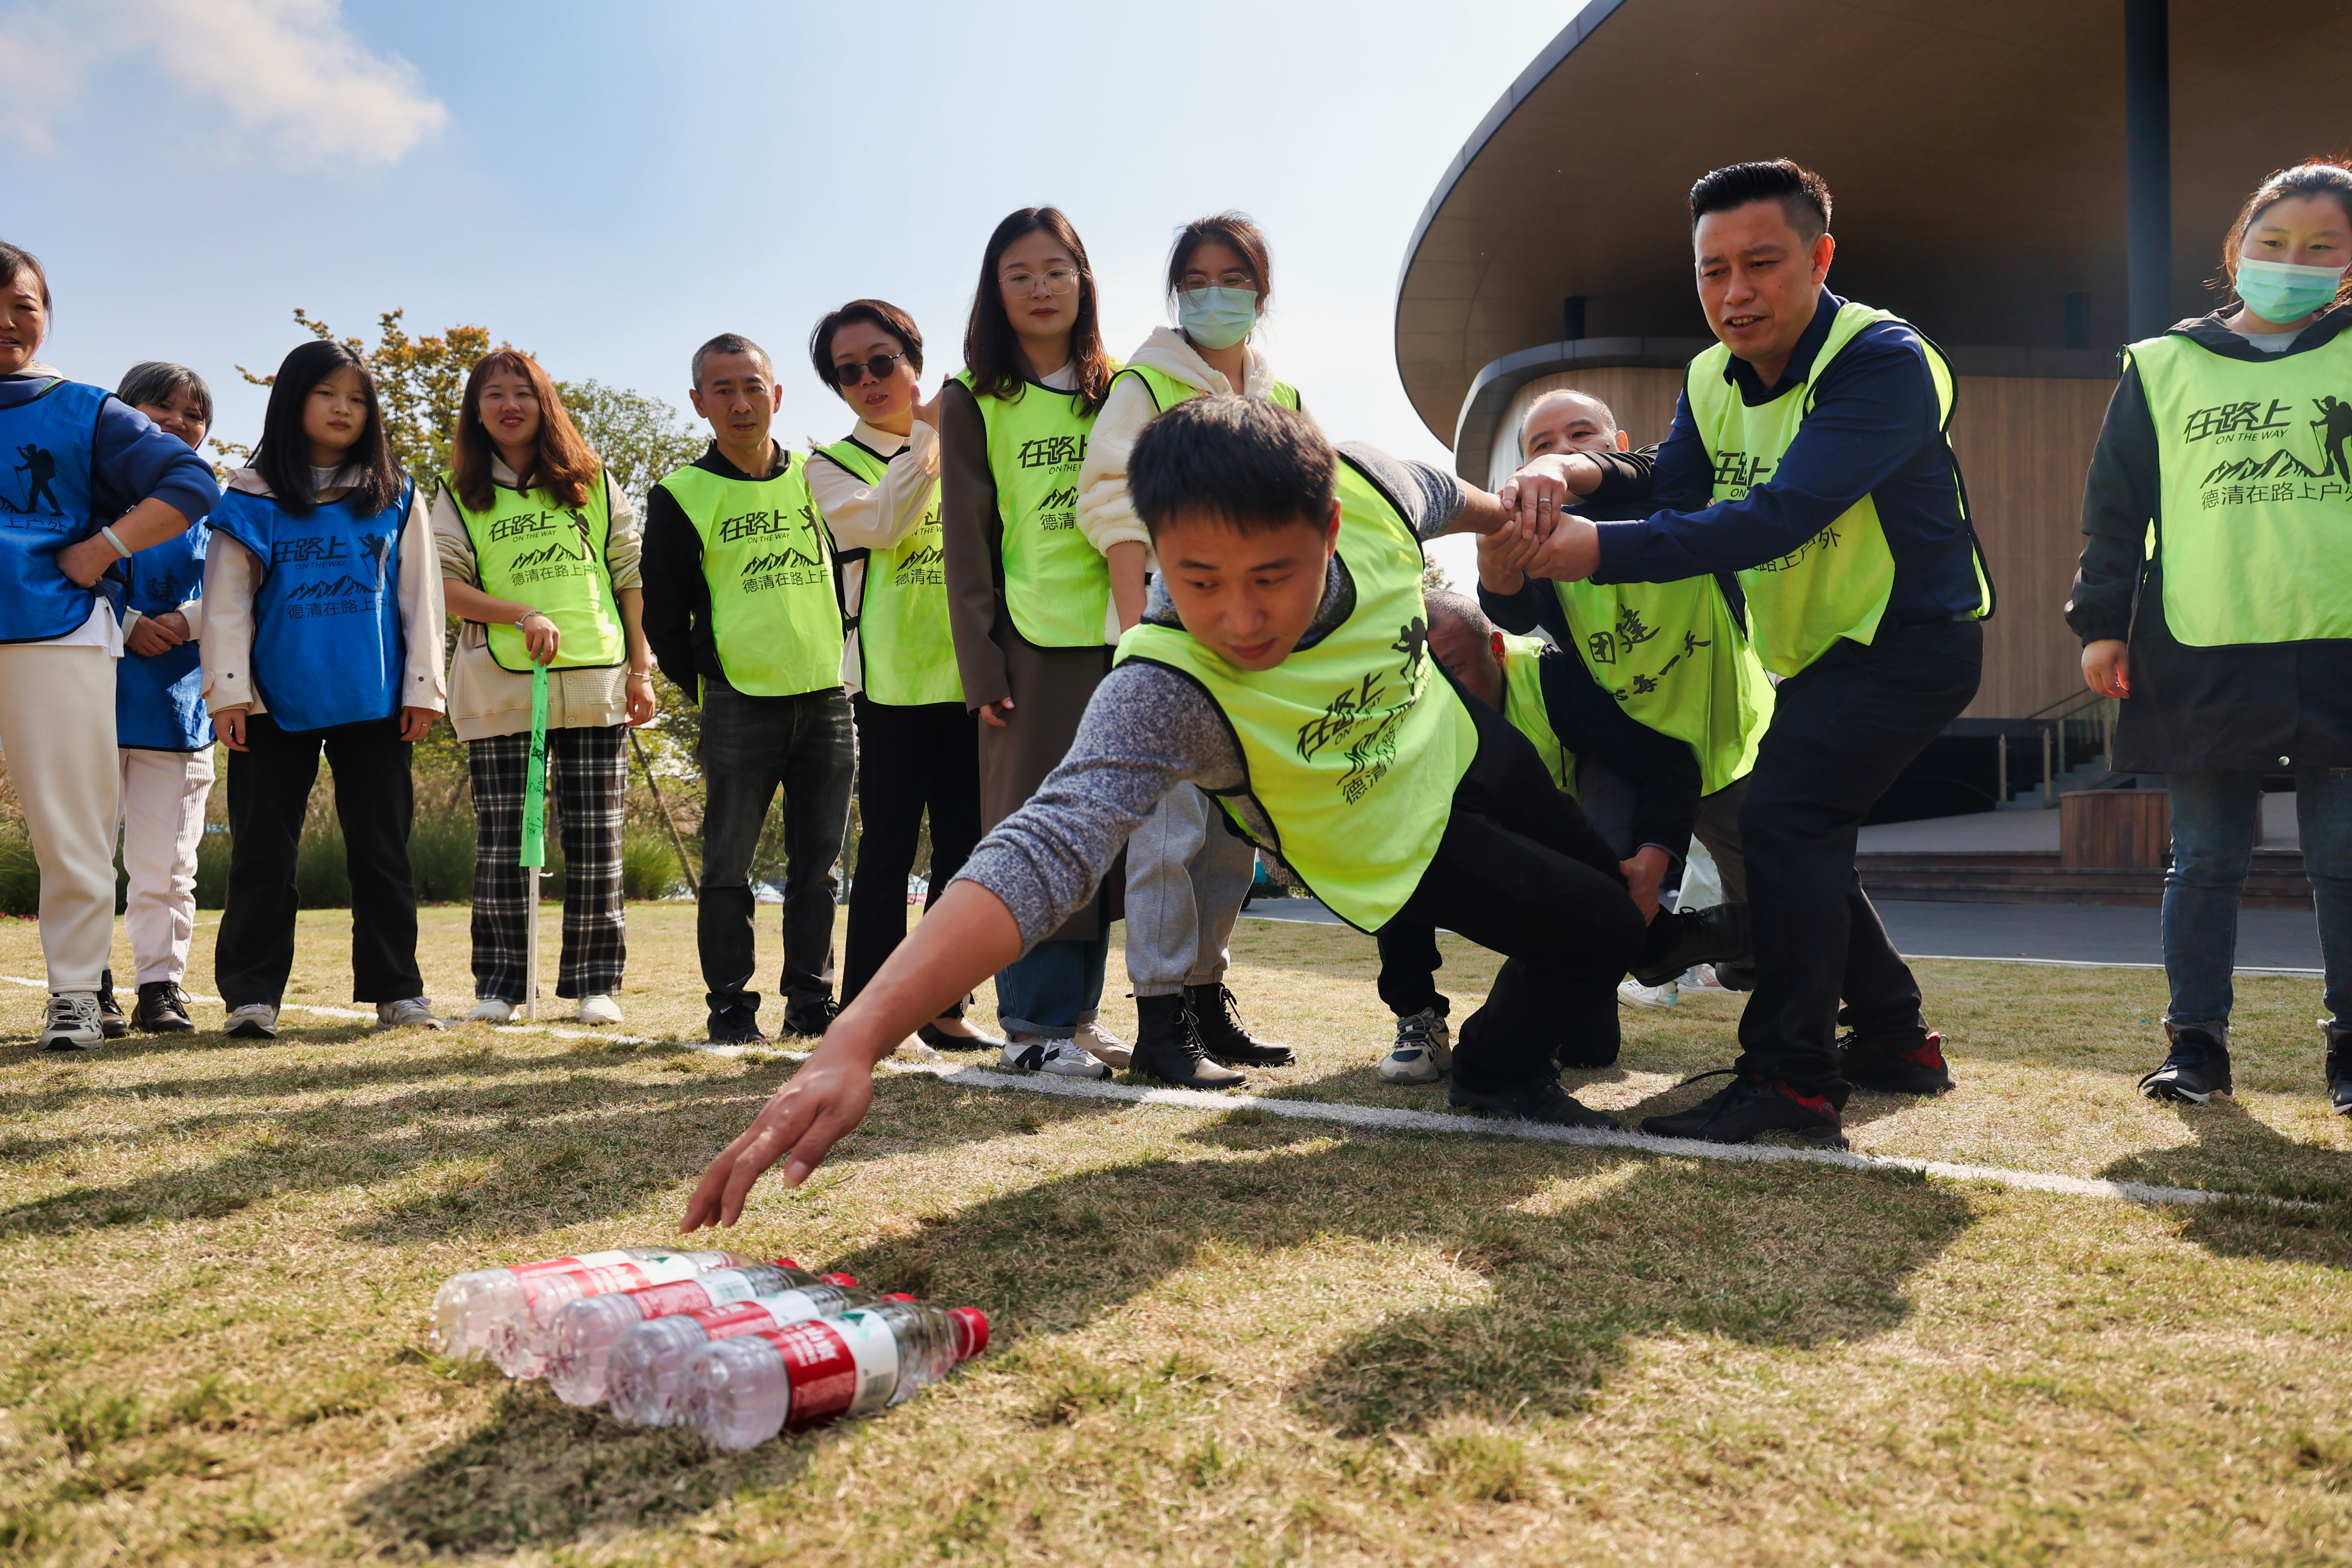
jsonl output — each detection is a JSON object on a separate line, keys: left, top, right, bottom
{"left": 1640, "top": 1071, "right": 1848, "bottom": 1148}
{"left": 1839, "top": 1029, "right": 1956, "bottom": 1095}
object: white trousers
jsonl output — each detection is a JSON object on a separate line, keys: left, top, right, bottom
{"left": 0, "top": 645, "right": 121, "bottom": 992}
{"left": 118, "top": 746, "right": 214, "bottom": 985}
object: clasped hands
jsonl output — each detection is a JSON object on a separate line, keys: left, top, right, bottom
{"left": 1487, "top": 453, "right": 1603, "bottom": 583}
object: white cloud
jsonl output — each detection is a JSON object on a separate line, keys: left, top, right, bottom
{"left": 0, "top": 0, "right": 444, "bottom": 167}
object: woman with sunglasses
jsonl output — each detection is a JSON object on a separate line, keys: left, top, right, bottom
{"left": 940, "top": 207, "right": 1130, "bottom": 1079}
{"left": 1074, "top": 211, "right": 1302, "bottom": 1089}
{"left": 805, "top": 299, "right": 995, "bottom": 1053}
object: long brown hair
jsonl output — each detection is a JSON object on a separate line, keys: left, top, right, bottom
{"left": 961, "top": 206, "right": 1113, "bottom": 413}
{"left": 450, "top": 350, "right": 598, "bottom": 512}
{"left": 2215, "top": 159, "right": 2352, "bottom": 311}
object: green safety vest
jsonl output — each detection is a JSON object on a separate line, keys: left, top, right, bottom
{"left": 2132, "top": 329, "right": 2352, "bottom": 646}
{"left": 1116, "top": 363, "right": 1301, "bottom": 414}
{"left": 1497, "top": 632, "right": 1575, "bottom": 794}
{"left": 812, "top": 438, "right": 962, "bottom": 707}
{"left": 1550, "top": 576, "right": 1772, "bottom": 794}
{"left": 1686, "top": 300, "right": 1986, "bottom": 677}
{"left": 443, "top": 471, "right": 625, "bottom": 672}
{"left": 956, "top": 370, "right": 1110, "bottom": 648}
{"left": 1116, "top": 459, "right": 1478, "bottom": 932}
{"left": 655, "top": 454, "right": 844, "bottom": 698}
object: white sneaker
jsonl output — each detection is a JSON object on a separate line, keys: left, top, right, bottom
{"left": 1074, "top": 1018, "right": 1132, "bottom": 1069}
{"left": 1379, "top": 1007, "right": 1451, "bottom": 1084}
{"left": 37, "top": 992, "right": 104, "bottom": 1052}
{"left": 1683, "top": 965, "right": 1733, "bottom": 993}
{"left": 224, "top": 1002, "right": 279, "bottom": 1040}
{"left": 1617, "top": 977, "right": 1678, "bottom": 1011}
{"left": 376, "top": 998, "right": 447, "bottom": 1030}
{"left": 1001, "top": 1036, "right": 1112, "bottom": 1079}
{"left": 465, "top": 998, "right": 515, "bottom": 1023}
{"left": 575, "top": 994, "right": 623, "bottom": 1026}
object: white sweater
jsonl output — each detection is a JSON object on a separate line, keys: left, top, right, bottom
{"left": 1075, "top": 327, "right": 1306, "bottom": 559}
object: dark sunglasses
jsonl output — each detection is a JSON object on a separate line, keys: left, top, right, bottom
{"left": 833, "top": 352, "right": 907, "bottom": 388}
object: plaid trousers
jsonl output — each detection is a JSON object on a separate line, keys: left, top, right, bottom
{"left": 469, "top": 725, "right": 628, "bottom": 1001}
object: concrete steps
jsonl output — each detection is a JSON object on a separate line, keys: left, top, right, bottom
{"left": 1855, "top": 848, "right": 2314, "bottom": 910}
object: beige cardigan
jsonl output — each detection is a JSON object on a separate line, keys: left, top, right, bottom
{"left": 432, "top": 460, "right": 644, "bottom": 741}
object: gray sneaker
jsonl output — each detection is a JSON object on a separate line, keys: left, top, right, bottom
{"left": 1379, "top": 1008, "right": 1452, "bottom": 1084}
{"left": 1001, "top": 1036, "right": 1112, "bottom": 1080}
{"left": 37, "top": 992, "right": 105, "bottom": 1052}
{"left": 225, "top": 1002, "right": 279, "bottom": 1040}
{"left": 376, "top": 998, "right": 447, "bottom": 1031}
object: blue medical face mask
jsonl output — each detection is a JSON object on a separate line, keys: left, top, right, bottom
{"left": 1177, "top": 286, "right": 1259, "bottom": 352}
{"left": 2235, "top": 257, "right": 2347, "bottom": 325}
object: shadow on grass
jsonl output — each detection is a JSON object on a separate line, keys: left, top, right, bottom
{"left": 2091, "top": 1099, "right": 2352, "bottom": 1265}
{"left": 0, "top": 1051, "right": 1086, "bottom": 1244}
{"left": 352, "top": 1102, "right": 1972, "bottom": 1553}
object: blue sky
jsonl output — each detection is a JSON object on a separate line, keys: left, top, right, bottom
{"left": 8, "top": 0, "right": 1576, "bottom": 591}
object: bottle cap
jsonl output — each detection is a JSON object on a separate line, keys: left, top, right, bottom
{"left": 774, "top": 1257, "right": 801, "bottom": 1269}
{"left": 821, "top": 1273, "right": 857, "bottom": 1288}
{"left": 882, "top": 1292, "right": 917, "bottom": 1303}
{"left": 948, "top": 1307, "right": 989, "bottom": 1360}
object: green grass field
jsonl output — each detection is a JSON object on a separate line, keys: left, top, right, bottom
{"left": 1, "top": 903, "right": 2349, "bottom": 1565}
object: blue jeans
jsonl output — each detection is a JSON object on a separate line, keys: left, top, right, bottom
{"left": 2163, "top": 769, "right": 2352, "bottom": 1033}
{"left": 995, "top": 932, "right": 1110, "bottom": 1038}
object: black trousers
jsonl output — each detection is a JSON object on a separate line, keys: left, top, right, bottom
{"left": 1383, "top": 692, "right": 1648, "bottom": 1091}
{"left": 1735, "top": 621, "right": 1983, "bottom": 1099}
{"left": 843, "top": 696, "right": 982, "bottom": 1011}
{"left": 215, "top": 711, "right": 420, "bottom": 1008}
{"left": 695, "top": 678, "right": 855, "bottom": 1022}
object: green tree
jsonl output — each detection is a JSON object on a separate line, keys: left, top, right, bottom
{"left": 211, "top": 309, "right": 500, "bottom": 488}
{"left": 555, "top": 379, "right": 706, "bottom": 512}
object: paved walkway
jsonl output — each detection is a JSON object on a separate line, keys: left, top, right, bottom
{"left": 1240, "top": 892, "right": 2323, "bottom": 973}
{"left": 1856, "top": 796, "right": 2301, "bottom": 852}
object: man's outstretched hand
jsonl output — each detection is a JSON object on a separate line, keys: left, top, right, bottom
{"left": 680, "top": 1039, "right": 877, "bottom": 1230}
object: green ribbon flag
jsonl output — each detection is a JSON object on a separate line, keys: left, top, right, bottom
{"left": 520, "top": 664, "right": 549, "bottom": 868}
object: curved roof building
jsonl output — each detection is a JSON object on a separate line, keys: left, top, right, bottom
{"left": 1395, "top": 0, "right": 2349, "bottom": 724}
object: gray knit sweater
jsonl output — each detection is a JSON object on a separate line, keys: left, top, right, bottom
{"left": 955, "top": 444, "right": 1470, "bottom": 948}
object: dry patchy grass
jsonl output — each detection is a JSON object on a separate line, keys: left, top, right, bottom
{"left": 0, "top": 906, "right": 2346, "bottom": 1563}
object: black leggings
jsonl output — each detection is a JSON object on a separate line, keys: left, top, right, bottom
{"left": 842, "top": 696, "right": 983, "bottom": 1011}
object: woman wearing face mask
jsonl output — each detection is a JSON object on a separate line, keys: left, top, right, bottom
{"left": 0, "top": 243, "right": 217, "bottom": 1052}
{"left": 1074, "top": 212, "right": 1302, "bottom": 1088}
{"left": 941, "top": 206, "right": 1130, "bottom": 1079}
{"left": 435, "top": 351, "right": 656, "bottom": 1027}
{"left": 2070, "top": 160, "right": 2352, "bottom": 1112}
{"left": 805, "top": 299, "right": 995, "bottom": 1053}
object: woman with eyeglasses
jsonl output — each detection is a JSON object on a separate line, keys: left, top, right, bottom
{"left": 1074, "top": 211, "right": 1302, "bottom": 1089}
{"left": 804, "top": 299, "right": 995, "bottom": 1054}
{"left": 940, "top": 206, "right": 1130, "bottom": 1079}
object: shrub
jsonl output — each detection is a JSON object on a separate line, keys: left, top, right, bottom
{"left": 194, "top": 827, "right": 230, "bottom": 909}
{"left": 0, "top": 833, "right": 37, "bottom": 918}
{"left": 622, "top": 829, "right": 685, "bottom": 900}
{"left": 407, "top": 812, "right": 476, "bottom": 903}
{"left": 295, "top": 827, "right": 351, "bottom": 908}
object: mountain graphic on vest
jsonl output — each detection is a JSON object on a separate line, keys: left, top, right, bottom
{"left": 284, "top": 574, "right": 381, "bottom": 603}
{"left": 4, "top": 441, "right": 61, "bottom": 514}
{"left": 506, "top": 536, "right": 590, "bottom": 569}
{"left": 893, "top": 543, "right": 945, "bottom": 579}
{"left": 1039, "top": 484, "right": 1076, "bottom": 510}
{"left": 2201, "top": 447, "right": 2324, "bottom": 485}
{"left": 742, "top": 545, "right": 821, "bottom": 575}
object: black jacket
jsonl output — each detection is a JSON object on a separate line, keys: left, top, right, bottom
{"left": 2066, "top": 305, "right": 2352, "bottom": 772}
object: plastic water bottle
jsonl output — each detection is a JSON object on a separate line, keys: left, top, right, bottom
{"left": 486, "top": 1251, "right": 750, "bottom": 1378}
{"left": 680, "top": 1299, "right": 989, "bottom": 1449}
{"left": 432, "top": 1248, "right": 693, "bottom": 1360}
{"left": 544, "top": 1263, "right": 857, "bottom": 1406}
{"left": 602, "top": 1284, "right": 906, "bottom": 1426}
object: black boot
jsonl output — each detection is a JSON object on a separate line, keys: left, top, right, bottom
{"left": 1131, "top": 995, "right": 1246, "bottom": 1089}
{"left": 2138, "top": 1021, "right": 2232, "bottom": 1104}
{"left": 2323, "top": 1019, "right": 2352, "bottom": 1117}
{"left": 95, "top": 968, "right": 128, "bottom": 1040}
{"left": 1184, "top": 983, "right": 1294, "bottom": 1066}
{"left": 132, "top": 981, "right": 195, "bottom": 1034}
{"left": 1629, "top": 903, "right": 1751, "bottom": 987}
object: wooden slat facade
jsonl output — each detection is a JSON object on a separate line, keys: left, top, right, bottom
{"left": 1486, "top": 369, "right": 2120, "bottom": 723}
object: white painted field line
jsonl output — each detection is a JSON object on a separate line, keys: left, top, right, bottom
{"left": 1903, "top": 953, "right": 2323, "bottom": 978}
{"left": 3, "top": 974, "right": 2314, "bottom": 1213}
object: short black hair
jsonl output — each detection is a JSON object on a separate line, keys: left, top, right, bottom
{"left": 691, "top": 332, "right": 772, "bottom": 390}
{"left": 1130, "top": 396, "right": 1333, "bottom": 539}
{"left": 1689, "top": 159, "right": 1832, "bottom": 244}
{"left": 808, "top": 299, "right": 923, "bottom": 392}
{"left": 1422, "top": 588, "right": 1494, "bottom": 640}
{"left": 117, "top": 360, "right": 213, "bottom": 425}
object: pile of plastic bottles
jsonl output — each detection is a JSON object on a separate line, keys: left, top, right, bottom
{"left": 430, "top": 1247, "right": 987, "bottom": 1448}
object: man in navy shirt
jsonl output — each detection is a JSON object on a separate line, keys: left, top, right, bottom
{"left": 1501, "top": 160, "right": 1989, "bottom": 1148}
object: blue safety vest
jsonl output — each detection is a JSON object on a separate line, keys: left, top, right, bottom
{"left": 0, "top": 378, "right": 109, "bottom": 644}
{"left": 114, "top": 518, "right": 214, "bottom": 751}
{"left": 210, "top": 481, "right": 412, "bottom": 733}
